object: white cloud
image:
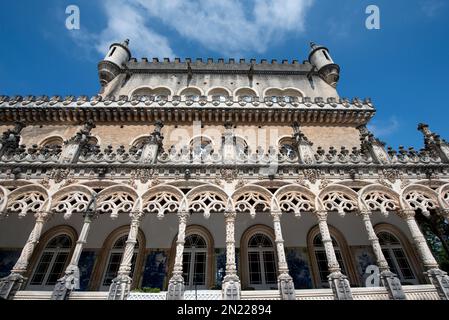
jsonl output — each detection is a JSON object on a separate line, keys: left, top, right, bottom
{"left": 82, "top": 0, "right": 314, "bottom": 58}
{"left": 421, "top": 0, "right": 446, "bottom": 17}
{"left": 367, "top": 116, "right": 400, "bottom": 138}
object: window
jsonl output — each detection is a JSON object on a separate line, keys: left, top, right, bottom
{"left": 190, "top": 137, "right": 213, "bottom": 158}
{"left": 101, "top": 235, "right": 139, "bottom": 289}
{"left": 378, "top": 232, "right": 417, "bottom": 284}
{"left": 280, "top": 144, "right": 297, "bottom": 159}
{"left": 29, "top": 234, "right": 72, "bottom": 289}
{"left": 183, "top": 234, "right": 208, "bottom": 289}
{"left": 109, "top": 47, "right": 116, "bottom": 57}
{"left": 247, "top": 234, "right": 277, "bottom": 289}
{"left": 323, "top": 50, "right": 331, "bottom": 61}
{"left": 313, "top": 234, "right": 347, "bottom": 288}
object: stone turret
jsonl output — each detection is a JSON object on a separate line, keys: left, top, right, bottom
{"left": 308, "top": 42, "right": 340, "bottom": 88}
{"left": 98, "top": 39, "right": 132, "bottom": 88}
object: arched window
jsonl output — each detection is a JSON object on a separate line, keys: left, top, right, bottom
{"left": 101, "top": 234, "right": 139, "bottom": 289}
{"left": 312, "top": 234, "right": 347, "bottom": 288}
{"left": 247, "top": 233, "right": 277, "bottom": 289}
{"left": 183, "top": 234, "right": 208, "bottom": 289}
{"left": 378, "top": 232, "right": 418, "bottom": 284}
{"left": 29, "top": 234, "right": 72, "bottom": 289}
{"left": 278, "top": 137, "right": 298, "bottom": 160}
{"left": 39, "top": 136, "right": 64, "bottom": 148}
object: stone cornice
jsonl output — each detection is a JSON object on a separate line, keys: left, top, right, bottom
{"left": 0, "top": 96, "right": 375, "bottom": 125}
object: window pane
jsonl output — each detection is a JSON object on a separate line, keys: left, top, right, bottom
{"left": 315, "top": 250, "right": 328, "bottom": 284}
{"left": 335, "top": 250, "right": 347, "bottom": 276}
{"left": 30, "top": 252, "right": 54, "bottom": 285}
{"left": 183, "top": 252, "right": 191, "bottom": 284}
{"left": 193, "top": 252, "right": 206, "bottom": 285}
{"left": 392, "top": 248, "right": 415, "bottom": 280}
{"left": 103, "top": 253, "right": 123, "bottom": 286}
{"left": 263, "top": 251, "right": 277, "bottom": 284}
{"left": 248, "top": 252, "right": 261, "bottom": 285}
{"left": 46, "top": 252, "right": 69, "bottom": 285}
{"left": 382, "top": 249, "right": 399, "bottom": 276}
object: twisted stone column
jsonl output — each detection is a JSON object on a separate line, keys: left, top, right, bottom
{"left": 271, "top": 211, "right": 295, "bottom": 300}
{"left": 315, "top": 210, "right": 352, "bottom": 300}
{"left": 52, "top": 211, "right": 95, "bottom": 300}
{"left": 108, "top": 214, "right": 142, "bottom": 300}
{"left": 0, "top": 213, "right": 46, "bottom": 300}
{"left": 360, "top": 211, "right": 406, "bottom": 300}
{"left": 401, "top": 209, "right": 449, "bottom": 300}
{"left": 167, "top": 211, "right": 188, "bottom": 300}
{"left": 222, "top": 211, "right": 241, "bottom": 300}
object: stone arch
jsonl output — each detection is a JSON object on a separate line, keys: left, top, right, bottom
{"left": 89, "top": 225, "right": 146, "bottom": 290}
{"left": 129, "top": 134, "right": 150, "bottom": 147}
{"left": 141, "top": 184, "right": 185, "bottom": 219}
{"left": 178, "top": 86, "right": 204, "bottom": 97}
{"left": 373, "top": 223, "right": 424, "bottom": 283}
{"left": 189, "top": 135, "right": 216, "bottom": 148}
{"left": 96, "top": 185, "right": 140, "bottom": 219}
{"left": 263, "top": 87, "right": 284, "bottom": 97}
{"left": 152, "top": 86, "right": 173, "bottom": 97}
{"left": 131, "top": 86, "right": 153, "bottom": 97}
{"left": 49, "top": 185, "right": 95, "bottom": 220}
{"left": 232, "top": 185, "right": 273, "bottom": 218}
{"left": 306, "top": 224, "right": 358, "bottom": 287}
{"left": 239, "top": 224, "right": 277, "bottom": 290}
{"left": 318, "top": 185, "right": 359, "bottom": 216}
{"left": 5, "top": 184, "right": 50, "bottom": 218}
{"left": 38, "top": 135, "right": 64, "bottom": 147}
{"left": 25, "top": 225, "right": 78, "bottom": 285}
{"left": 437, "top": 183, "right": 449, "bottom": 210}
{"left": 234, "top": 87, "right": 259, "bottom": 98}
{"left": 186, "top": 184, "right": 231, "bottom": 219}
{"left": 167, "top": 224, "right": 215, "bottom": 290}
{"left": 282, "top": 87, "right": 305, "bottom": 98}
{"left": 207, "top": 86, "right": 232, "bottom": 97}
{"left": 273, "top": 184, "right": 317, "bottom": 217}
{"left": 359, "top": 184, "right": 401, "bottom": 216}
{"left": 400, "top": 184, "right": 439, "bottom": 216}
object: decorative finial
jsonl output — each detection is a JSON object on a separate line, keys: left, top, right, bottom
{"left": 123, "top": 39, "right": 130, "bottom": 46}
{"left": 310, "top": 42, "right": 317, "bottom": 49}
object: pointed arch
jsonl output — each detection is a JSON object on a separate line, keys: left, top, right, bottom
{"left": 5, "top": 184, "right": 50, "bottom": 218}
{"left": 400, "top": 184, "right": 439, "bottom": 216}
{"left": 273, "top": 184, "right": 317, "bottom": 217}
{"left": 96, "top": 185, "right": 140, "bottom": 219}
{"left": 49, "top": 185, "right": 95, "bottom": 220}
{"left": 232, "top": 185, "right": 273, "bottom": 217}
{"left": 359, "top": 184, "right": 400, "bottom": 216}
{"left": 141, "top": 184, "right": 185, "bottom": 219}
{"left": 318, "top": 185, "right": 358, "bottom": 216}
{"left": 186, "top": 184, "right": 231, "bottom": 218}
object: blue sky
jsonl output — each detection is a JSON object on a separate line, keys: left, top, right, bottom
{"left": 0, "top": 0, "right": 448, "bottom": 150}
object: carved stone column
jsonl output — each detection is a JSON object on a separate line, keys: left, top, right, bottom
{"left": 360, "top": 211, "right": 406, "bottom": 300}
{"left": 51, "top": 210, "right": 95, "bottom": 300}
{"left": 0, "top": 213, "right": 46, "bottom": 300}
{"left": 108, "top": 214, "right": 142, "bottom": 300}
{"left": 167, "top": 211, "right": 188, "bottom": 300}
{"left": 140, "top": 120, "right": 164, "bottom": 164}
{"left": 315, "top": 210, "right": 353, "bottom": 300}
{"left": 271, "top": 211, "right": 295, "bottom": 300}
{"left": 401, "top": 209, "right": 449, "bottom": 300}
{"left": 222, "top": 211, "right": 241, "bottom": 300}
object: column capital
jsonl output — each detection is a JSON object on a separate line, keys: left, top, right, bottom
{"left": 314, "top": 210, "right": 328, "bottom": 221}
{"left": 399, "top": 209, "right": 416, "bottom": 219}
{"left": 224, "top": 211, "right": 237, "bottom": 219}
{"left": 270, "top": 210, "right": 282, "bottom": 219}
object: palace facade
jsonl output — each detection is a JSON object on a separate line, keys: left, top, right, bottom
{"left": 0, "top": 40, "right": 448, "bottom": 301}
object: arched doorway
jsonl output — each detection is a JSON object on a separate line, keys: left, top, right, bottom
{"left": 247, "top": 233, "right": 277, "bottom": 290}
{"left": 183, "top": 234, "right": 208, "bottom": 290}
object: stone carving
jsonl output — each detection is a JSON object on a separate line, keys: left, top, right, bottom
{"left": 235, "top": 192, "right": 270, "bottom": 218}
{"left": 303, "top": 169, "right": 320, "bottom": 184}
{"left": 142, "top": 192, "right": 180, "bottom": 220}
{"left": 220, "top": 168, "right": 238, "bottom": 183}
{"left": 189, "top": 192, "right": 227, "bottom": 219}
{"left": 0, "top": 122, "right": 25, "bottom": 157}
{"left": 322, "top": 192, "right": 358, "bottom": 216}
{"left": 278, "top": 191, "right": 314, "bottom": 217}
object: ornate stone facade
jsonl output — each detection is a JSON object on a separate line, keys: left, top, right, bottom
{"left": 0, "top": 40, "right": 448, "bottom": 301}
